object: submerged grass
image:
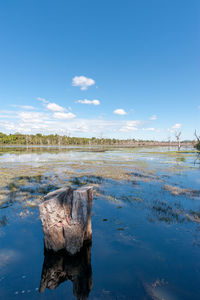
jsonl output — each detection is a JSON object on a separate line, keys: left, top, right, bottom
{"left": 0, "top": 147, "right": 200, "bottom": 227}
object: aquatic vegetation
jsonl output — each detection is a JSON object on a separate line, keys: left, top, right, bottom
{"left": 25, "top": 198, "right": 42, "bottom": 208}
{"left": 186, "top": 211, "right": 200, "bottom": 223}
{"left": 129, "top": 170, "right": 161, "bottom": 183}
{"left": 0, "top": 146, "right": 200, "bottom": 299}
{"left": 176, "top": 157, "right": 185, "bottom": 162}
{"left": 0, "top": 216, "right": 8, "bottom": 227}
{"left": 99, "top": 193, "right": 124, "bottom": 205}
{"left": 163, "top": 184, "right": 191, "bottom": 196}
{"left": 163, "top": 184, "right": 200, "bottom": 198}
{"left": 151, "top": 200, "right": 185, "bottom": 224}
{"left": 152, "top": 278, "right": 168, "bottom": 289}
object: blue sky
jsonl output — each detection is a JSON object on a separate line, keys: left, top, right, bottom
{"left": 0, "top": 0, "right": 199, "bottom": 140}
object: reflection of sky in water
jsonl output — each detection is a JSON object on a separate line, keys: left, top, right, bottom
{"left": 1, "top": 177, "right": 200, "bottom": 300}
{"left": 0, "top": 146, "right": 198, "bottom": 169}
{"left": 0, "top": 146, "right": 200, "bottom": 299}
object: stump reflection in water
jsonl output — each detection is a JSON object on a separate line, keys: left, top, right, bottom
{"left": 40, "top": 241, "right": 93, "bottom": 300}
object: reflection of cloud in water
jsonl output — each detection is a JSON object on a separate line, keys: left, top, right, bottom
{"left": 0, "top": 249, "right": 20, "bottom": 268}
{"left": 0, "top": 152, "right": 111, "bottom": 165}
{"left": 143, "top": 280, "right": 178, "bottom": 300}
{"left": 0, "top": 230, "right": 5, "bottom": 238}
{"left": 0, "top": 150, "right": 162, "bottom": 166}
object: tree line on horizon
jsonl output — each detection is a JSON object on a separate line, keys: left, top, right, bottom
{"left": 0, "top": 132, "right": 198, "bottom": 147}
{"left": 0, "top": 132, "right": 150, "bottom": 146}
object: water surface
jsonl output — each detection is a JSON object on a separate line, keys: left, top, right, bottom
{"left": 0, "top": 146, "right": 200, "bottom": 299}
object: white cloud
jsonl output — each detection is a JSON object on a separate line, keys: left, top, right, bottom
{"left": 11, "top": 105, "right": 35, "bottom": 110}
{"left": 168, "top": 123, "right": 182, "bottom": 133}
{"left": 150, "top": 115, "right": 157, "bottom": 120}
{"left": 75, "top": 122, "right": 89, "bottom": 132}
{"left": 37, "top": 97, "right": 48, "bottom": 104}
{"left": 0, "top": 108, "right": 162, "bottom": 139}
{"left": 0, "top": 110, "right": 20, "bottom": 118}
{"left": 142, "top": 127, "right": 155, "bottom": 131}
{"left": 18, "top": 112, "right": 48, "bottom": 123}
{"left": 120, "top": 126, "right": 138, "bottom": 132}
{"left": 120, "top": 120, "right": 141, "bottom": 132}
{"left": 53, "top": 112, "right": 76, "bottom": 120}
{"left": 113, "top": 108, "right": 127, "bottom": 115}
{"left": 77, "top": 99, "right": 100, "bottom": 105}
{"left": 0, "top": 113, "right": 141, "bottom": 136}
{"left": 172, "top": 123, "right": 182, "bottom": 129}
{"left": 46, "top": 102, "right": 65, "bottom": 112}
{"left": 37, "top": 97, "right": 68, "bottom": 113}
{"left": 72, "top": 76, "right": 95, "bottom": 90}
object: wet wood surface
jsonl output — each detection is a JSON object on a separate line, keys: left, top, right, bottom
{"left": 39, "top": 186, "right": 93, "bottom": 255}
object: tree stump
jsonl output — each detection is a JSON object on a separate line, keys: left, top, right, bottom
{"left": 39, "top": 186, "right": 93, "bottom": 255}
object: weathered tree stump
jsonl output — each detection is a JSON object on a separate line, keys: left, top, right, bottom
{"left": 39, "top": 241, "right": 93, "bottom": 300}
{"left": 39, "top": 186, "right": 93, "bottom": 255}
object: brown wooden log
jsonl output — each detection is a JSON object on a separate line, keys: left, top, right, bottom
{"left": 39, "top": 186, "right": 93, "bottom": 255}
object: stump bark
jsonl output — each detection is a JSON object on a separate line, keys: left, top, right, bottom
{"left": 39, "top": 186, "right": 93, "bottom": 255}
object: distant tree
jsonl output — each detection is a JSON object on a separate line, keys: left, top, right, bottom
{"left": 167, "top": 136, "right": 171, "bottom": 150}
{"left": 194, "top": 130, "right": 200, "bottom": 150}
{"left": 175, "top": 131, "right": 181, "bottom": 151}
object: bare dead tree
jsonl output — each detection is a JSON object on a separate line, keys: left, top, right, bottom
{"left": 25, "top": 134, "right": 29, "bottom": 149}
{"left": 167, "top": 136, "right": 171, "bottom": 150}
{"left": 194, "top": 129, "right": 200, "bottom": 152}
{"left": 194, "top": 129, "right": 200, "bottom": 142}
{"left": 175, "top": 131, "right": 181, "bottom": 151}
{"left": 58, "top": 135, "right": 62, "bottom": 149}
{"left": 40, "top": 138, "right": 43, "bottom": 147}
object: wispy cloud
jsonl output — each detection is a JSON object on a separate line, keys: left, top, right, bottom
{"left": 37, "top": 97, "right": 48, "bottom": 104}
{"left": 11, "top": 105, "right": 35, "bottom": 110}
{"left": 168, "top": 123, "right": 182, "bottom": 133}
{"left": 172, "top": 123, "right": 182, "bottom": 129}
{"left": 46, "top": 102, "right": 65, "bottom": 112}
{"left": 119, "top": 120, "right": 141, "bottom": 132}
{"left": 37, "top": 97, "right": 66, "bottom": 112}
{"left": 0, "top": 105, "right": 162, "bottom": 138}
{"left": 77, "top": 99, "right": 100, "bottom": 105}
{"left": 150, "top": 115, "right": 157, "bottom": 120}
{"left": 0, "top": 111, "right": 154, "bottom": 138}
{"left": 18, "top": 111, "right": 48, "bottom": 123}
{"left": 142, "top": 127, "right": 155, "bottom": 131}
{"left": 72, "top": 76, "right": 95, "bottom": 90}
{"left": 113, "top": 108, "right": 127, "bottom": 115}
{"left": 53, "top": 112, "right": 76, "bottom": 120}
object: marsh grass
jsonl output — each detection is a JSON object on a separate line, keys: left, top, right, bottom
{"left": 0, "top": 147, "right": 200, "bottom": 227}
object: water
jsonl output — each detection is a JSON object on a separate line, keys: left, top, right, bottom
{"left": 0, "top": 146, "right": 200, "bottom": 299}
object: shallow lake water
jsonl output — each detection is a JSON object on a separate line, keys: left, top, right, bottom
{"left": 0, "top": 146, "right": 200, "bottom": 300}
